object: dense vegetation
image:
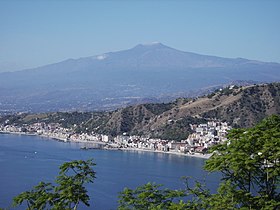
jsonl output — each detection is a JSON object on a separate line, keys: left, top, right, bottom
{"left": 12, "top": 160, "right": 96, "bottom": 210}
{"left": 5, "top": 115, "right": 279, "bottom": 210}
{"left": 0, "top": 112, "right": 94, "bottom": 128}
{"left": 151, "top": 116, "right": 207, "bottom": 140}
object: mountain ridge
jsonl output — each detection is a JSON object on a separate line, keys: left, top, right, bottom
{"left": 4, "top": 42, "right": 279, "bottom": 73}
{"left": 80, "top": 82, "right": 280, "bottom": 139}
{"left": 1, "top": 83, "right": 279, "bottom": 141}
{"left": 0, "top": 43, "right": 279, "bottom": 112}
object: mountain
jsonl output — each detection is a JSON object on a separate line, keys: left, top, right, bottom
{"left": 79, "top": 82, "right": 280, "bottom": 140}
{"left": 2, "top": 83, "right": 279, "bottom": 141}
{"left": 0, "top": 43, "right": 280, "bottom": 112}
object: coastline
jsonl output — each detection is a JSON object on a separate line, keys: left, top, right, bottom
{"left": 116, "top": 147, "right": 211, "bottom": 159}
{"left": 0, "top": 131, "right": 211, "bottom": 159}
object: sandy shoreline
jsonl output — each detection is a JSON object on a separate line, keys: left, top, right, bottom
{"left": 0, "top": 131, "right": 211, "bottom": 159}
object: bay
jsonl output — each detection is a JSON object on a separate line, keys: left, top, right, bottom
{"left": 0, "top": 134, "right": 219, "bottom": 209}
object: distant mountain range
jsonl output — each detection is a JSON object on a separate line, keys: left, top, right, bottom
{"left": 0, "top": 43, "right": 279, "bottom": 112}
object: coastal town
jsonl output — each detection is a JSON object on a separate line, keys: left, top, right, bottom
{"left": 0, "top": 120, "right": 231, "bottom": 158}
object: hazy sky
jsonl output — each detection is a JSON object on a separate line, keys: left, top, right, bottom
{"left": 0, "top": 0, "right": 280, "bottom": 72}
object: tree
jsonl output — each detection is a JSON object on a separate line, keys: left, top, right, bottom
{"left": 205, "top": 114, "right": 280, "bottom": 209}
{"left": 118, "top": 115, "right": 280, "bottom": 209}
{"left": 13, "top": 159, "right": 96, "bottom": 210}
{"left": 118, "top": 182, "right": 186, "bottom": 210}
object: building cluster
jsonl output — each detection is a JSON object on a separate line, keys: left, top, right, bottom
{"left": 0, "top": 120, "right": 231, "bottom": 155}
{"left": 112, "top": 121, "right": 231, "bottom": 154}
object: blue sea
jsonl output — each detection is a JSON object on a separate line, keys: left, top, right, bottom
{"left": 0, "top": 134, "right": 219, "bottom": 209}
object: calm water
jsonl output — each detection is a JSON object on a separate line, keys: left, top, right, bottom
{"left": 0, "top": 134, "right": 219, "bottom": 209}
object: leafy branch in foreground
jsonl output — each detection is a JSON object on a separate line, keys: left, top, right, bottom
{"left": 118, "top": 182, "right": 186, "bottom": 210}
{"left": 13, "top": 159, "right": 96, "bottom": 210}
{"left": 205, "top": 115, "right": 280, "bottom": 207}
{"left": 118, "top": 115, "right": 280, "bottom": 209}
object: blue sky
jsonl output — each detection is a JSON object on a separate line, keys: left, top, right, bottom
{"left": 0, "top": 0, "right": 280, "bottom": 72}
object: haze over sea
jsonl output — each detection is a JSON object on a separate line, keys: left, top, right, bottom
{"left": 0, "top": 134, "right": 219, "bottom": 209}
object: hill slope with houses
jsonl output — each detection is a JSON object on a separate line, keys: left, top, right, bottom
{"left": 0, "top": 83, "right": 279, "bottom": 141}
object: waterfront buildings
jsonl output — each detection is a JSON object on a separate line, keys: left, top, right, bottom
{"left": 0, "top": 120, "right": 231, "bottom": 156}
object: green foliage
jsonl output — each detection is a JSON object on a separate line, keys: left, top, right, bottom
{"left": 205, "top": 115, "right": 280, "bottom": 201}
{"left": 75, "top": 112, "right": 110, "bottom": 134}
{"left": 118, "top": 182, "right": 186, "bottom": 210}
{"left": 0, "top": 112, "right": 95, "bottom": 129}
{"left": 118, "top": 115, "right": 280, "bottom": 209}
{"left": 54, "top": 112, "right": 93, "bottom": 128}
{"left": 118, "top": 178, "right": 251, "bottom": 210}
{"left": 13, "top": 159, "right": 96, "bottom": 210}
{"left": 267, "top": 83, "right": 280, "bottom": 97}
{"left": 144, "top": 103, "right": 174, "bottom": 115}
{"left": 156, "top": 117, "right": 207, "bottom": 141}
{"left": 120, "top": 108, "right": 136, "bottom": 133}
{"left": 0, "top": 114, "right": 22, "bottom": 125}
{"left": 207, "top": 92, "right": 216, "bottom": 99}
{"left": 159, "top": 125, "right": 189, "bottom": 141}
{"left": 204, "top": 115, "right": 280, "bottom": 209}
{"left": 13, "top": 182, "right": 54, "bottom": 209}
